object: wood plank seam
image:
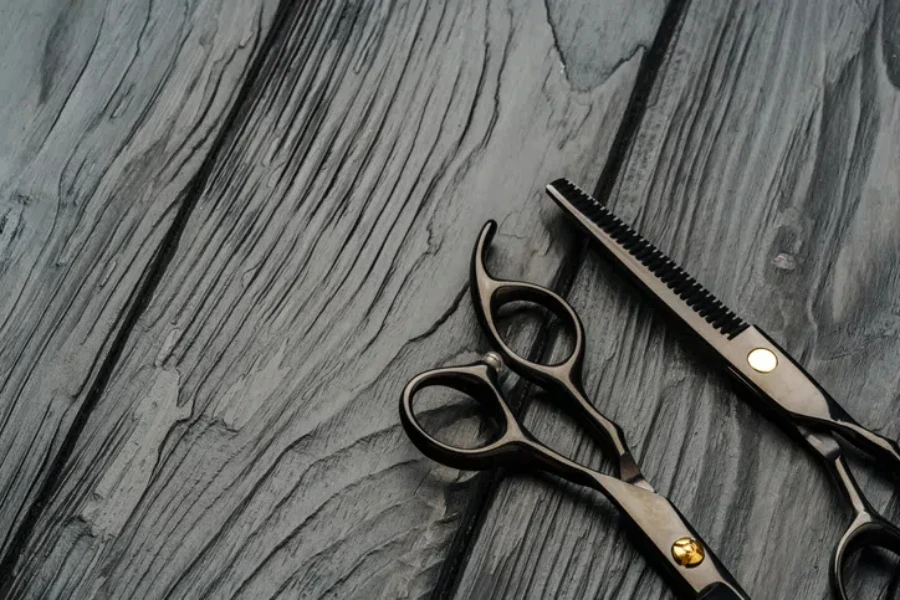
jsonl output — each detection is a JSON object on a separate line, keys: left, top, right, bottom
{"left": 0, "top": 0, "right": 303, "bottom": 590}
{"left": 430, "top": 1, "right": 690, "bottom": 597}
{"left": 0, "top": 0, "right": 692, "bottom": 595}
{"left": 451, "top": 1, "right": 900, "bottom": 596}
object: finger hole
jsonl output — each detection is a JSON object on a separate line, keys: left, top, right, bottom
{"left": 837, "top": 547, "right": 900, "bottom": 598}
{"left": 492, "top": 286, "right": 578, "bottom": 367}
{"left": 408, "top": 382, "right": 505, "bottom": 451}
{"left": 835, "top": 522, "right": 900, "bottom": 598}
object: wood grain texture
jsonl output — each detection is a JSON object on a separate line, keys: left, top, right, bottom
{"left": 5, "top": 0, "right": 668, "bottom": 597}
{"left": 454, "top": 1, "right": 900, "bottom": 598}
{"left": 0, "top": 0, "right": 277, "bottom": 563}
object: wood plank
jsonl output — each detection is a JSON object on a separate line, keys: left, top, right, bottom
{"left": 0, "top": 0, "right": 278, "bottom": 564}
{"left": 6, "top": 0, "right": 668, "bottom": 597}
{"left": 454, "top": 1, "right": 900, "bottom": 598}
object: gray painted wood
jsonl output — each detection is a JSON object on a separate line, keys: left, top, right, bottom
{"left": 0, "top": 0, "right": 278, "bottom": 563}
{"left": 455, "top": 1, "right": 900, "bottom": 598}
{"left": 4, "top": 0, "right": 667, "bottom": 598}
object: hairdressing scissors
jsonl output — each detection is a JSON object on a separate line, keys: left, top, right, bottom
{"left": 400, "top": 221, "right": 750, "bottom": 600}
{"left": 547, "top": 178, "right": 900, "bottom": 599}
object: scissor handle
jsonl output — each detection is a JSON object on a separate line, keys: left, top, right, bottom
{"left": 471, "top": 221, "right": 587, "bottom": 387}
{"left": 400, "top": 357, "right": 751, "bottom": 599}
{"left": 470, "top": 220, "right": 646, "bottom": 487}
{"left": 400, "top": 356, "right": 625, "bottom": 489}
{"left": 832, "top": 509, "right": 900, "bottom": 600}
{"left": 401, "top": 355, "right": 621, "bottom": 485}
{"left": 818, "top": 450, "right": 900, "bottom": 600}
{"left": 399, "top": 358, "right": 526, "bottom": 472}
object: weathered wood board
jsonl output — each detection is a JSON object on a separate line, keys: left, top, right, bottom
{"left": 0, "top": 0, "right": 279, "bottom": 569}
{"left": 3, "top": 0, "right": 669, "bottom": 597}
{"left": 6, "top": 0, "right": 900, "bottom": 597}
{"left": 454, "top": 0, "right": 900, "bottom": 598}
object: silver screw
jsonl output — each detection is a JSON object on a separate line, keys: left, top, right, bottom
{"left": 481, "top": 352, "right": 505, "bottom": 374}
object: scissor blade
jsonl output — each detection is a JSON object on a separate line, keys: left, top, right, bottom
{"left": 545, "top": 178, "right": 814, "bottom": 415}
{"left": 546, "top": 179, "right": 747, "bottom": 346}
{"left": 595, "top": 474, "right": 750, "bottom": 599}
{"left": 547, "top": 180, "right": 900, "bottom": 471}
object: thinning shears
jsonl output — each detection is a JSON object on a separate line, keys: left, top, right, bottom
{"left": 400, "top": 221, "right": 750, "bottom": 600}
{"left": 547, "top": 178, "right": 900, "bottom": 600}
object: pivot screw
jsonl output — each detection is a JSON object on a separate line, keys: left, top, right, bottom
{"left": 672, "top": 537, "right": 705, "bottom": 568}
{"left": 747, "top": 348, "right": 778, "bottom": 373}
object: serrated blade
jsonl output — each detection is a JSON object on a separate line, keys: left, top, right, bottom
{"left": 546, "top": 178, "right": 748, "bottom": 342}
{"left": 547, "top": 179, "right": 900, "bottom": 480}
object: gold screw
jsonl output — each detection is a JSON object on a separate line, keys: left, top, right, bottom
{"left": 671, "top": 537, "right": 705, "bottom": 568}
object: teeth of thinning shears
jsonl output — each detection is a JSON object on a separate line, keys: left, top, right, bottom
{"left": 546, "top": 179, "right": 748, "bottom": 341}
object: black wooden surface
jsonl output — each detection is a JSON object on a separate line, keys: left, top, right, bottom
{"left": 1, "top": 0, "right": 899, "bottom": 598}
